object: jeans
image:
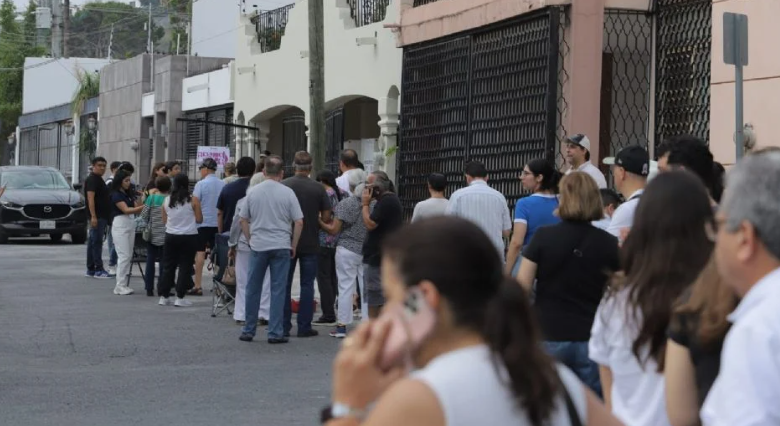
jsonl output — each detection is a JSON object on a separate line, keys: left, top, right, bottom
{"left": 107, "top": 227, "right": 118, "bottom": 267}
{"left": 316, "top": 247, "right": 338, "bottom": 321}
{"left": 161, "top": 233, "right": 198, "bottom": 298}
{"left": 111, "top": 215, "right": 135, "bottom": 289}
{"left": 86, "top": 218, "right": 108, "bottom": 272}
{"left": 543, "top": 341, "right": 602, "bottom": 397}
{"left": 284, "top": 253, "right": 317, "bottom": 335}
{"left": 242, "top": 249, "right": 291, "bottom": 339}
{"left": 144, "top": 244, "right": 164, "bottom": 293}
{"left": 335, "top": 246, "right": 363, "bottom": 325}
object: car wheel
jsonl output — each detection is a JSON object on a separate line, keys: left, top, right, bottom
{"left": 70, "top": 229, "right": 87, "bottom": 245}
{"left": 50, "top": 233, "right": 64, "bottom": 242}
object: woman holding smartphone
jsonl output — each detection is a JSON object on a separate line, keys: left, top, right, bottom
{"left": 322, "top": 217, "right": 621, "bottom": 426}
{"left": 110, "top": 170, "right": 144, "bottom": 296}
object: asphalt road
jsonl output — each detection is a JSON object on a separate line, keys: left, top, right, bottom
{"left": 0, "top": 236, "right": 340, "bottom": 426}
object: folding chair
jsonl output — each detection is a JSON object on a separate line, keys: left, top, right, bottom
{"left": 210, "top": 233, "right": 235, "bottom": 318}
{"left": 129, "top": 232, "right": 148, "bottom": 282}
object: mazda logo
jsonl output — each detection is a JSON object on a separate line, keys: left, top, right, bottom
{"left": 43, "top": 206, "right": 52, "bottom": 213}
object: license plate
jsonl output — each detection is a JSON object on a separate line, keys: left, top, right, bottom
{"left": 40, "top": 221, "right": 56, "bottom": 230}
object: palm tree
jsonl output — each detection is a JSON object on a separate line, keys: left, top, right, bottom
{"left": 72, "top": 67, "right": 100, "bottom": 157}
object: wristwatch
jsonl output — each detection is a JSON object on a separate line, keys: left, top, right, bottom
{"left": 320, "top": 402, "right": 366, "bottom": 424}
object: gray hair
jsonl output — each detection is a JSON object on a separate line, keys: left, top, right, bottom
{"left": 721, "top": 152, "right": 780, "bottom": 259}
{"left": 354, "top": 183, "right": 366, "bottom": 198}
{"left": 264, "top": 155, "right": 284, "bottom": 176}
{"left": 348, "top": 169, "right": 367, "bottom": 192}
{"left": 371, "top": 170, "right": 393, "bottom": 193}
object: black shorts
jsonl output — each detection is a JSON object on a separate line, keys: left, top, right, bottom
{"left": 196, "top": 227, "right": 218, "bottom": 252}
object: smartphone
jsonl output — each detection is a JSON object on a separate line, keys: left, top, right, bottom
{"left": 376, "top": 287, "right": 436, "bottom": 372}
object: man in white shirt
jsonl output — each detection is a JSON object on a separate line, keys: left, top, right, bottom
{"left": 564, "top": 134, "right": 607, "bottom": 188}
{"left": 411, "top": 172, "right": 449, "bottom": 223}
{"left": 700, "top": 152, "right": 780, "bottom": 426}
{"left": 445, "top": 161, "right": 511, "bottom": 260}
{"left": 603, "top": 145, "right": 648, "bottom": 240}
{"left": 335, "top": 149, "right": 360, "bottom": 194}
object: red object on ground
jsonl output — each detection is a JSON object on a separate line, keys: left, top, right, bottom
{"left": 291, "top": 299, "right": 318, "bottom": 314}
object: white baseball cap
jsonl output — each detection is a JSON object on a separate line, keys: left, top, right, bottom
{"left": 566, "top": 134, "right": 591, "bottom": 152}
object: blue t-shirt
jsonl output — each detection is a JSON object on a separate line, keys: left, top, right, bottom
{"left": 193, "top": 174, "right": 226, "bottom": 228}
{"left": 111, "top": 190, "right": 136, "bottom": 218}
{"left": 514, "top": 193, "right": 560, "bottom": 245}
{"left": 217, "top": 177, "right": 250, "bottom": 231}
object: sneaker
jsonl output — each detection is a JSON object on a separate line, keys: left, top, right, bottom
{"left": 313, "top": 318, "right": 337, "bottom": 327}
{"left": 94, "top": 270, "right": 112, "bottom": 279}
{"left": 297, "top": 329, "right": 319, "bottom": 338}
{"left": 239, "top": 333, "right": 253, "bottom": 342}
{"left": 108, "top": 266, "right": 117, "bottom": 276}
{"left": 257, "top": 318, "right": 269, "bottom": 326}
{"left": 158, "top": 297, "right": 172, "bottom": 306}
{"left": 85, "top": 270, "right": 95, "bottom": 278}
{"left": 268, "top": 337, "right": 289, "bottom": 344}
{"left": 113, "top": 286, "right": 134, "bottom": 295}
{"left": 146, "top": 290, "right": 154, "bottom": 297}
{"left": 330, "top": 325, "right": 347, "bottom": 338}
{"left": 174, "top": 298, "right": 193, "bottom": 307}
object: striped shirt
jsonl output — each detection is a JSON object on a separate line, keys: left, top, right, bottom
{"left": 445, "top": 180, "right": 512, "bottom": 260}
{"left": 141, "top": 193, "right": 167, "bottom": 246}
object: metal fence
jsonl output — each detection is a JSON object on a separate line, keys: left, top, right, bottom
{"left": 254, "top": 3, "right": 294, "bottom": 53}
{"left": 282, "top": 115, "right": 307, "bottom": 177}
{"left": 399, "top": 9, "right": 562, "bottom": 218}
{"left": 655, "top": 0, "right": 712, "bottom": 146}
{"left": 412, "top": 0, "right": 445, "bottom": 6}
{"left": 348, "top": 0, "right": 390, "bottom": 27}
{"left": 325, "top": 108, "right": 345, "bottom": 173}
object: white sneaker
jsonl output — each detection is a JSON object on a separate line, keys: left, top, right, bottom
{"left": 113, "top": 286, "right": 134, "bottom": 296}
{"left": 174, "top": 298, "right": 193, "bottom": 307}
{"left": 158, "top": 297, "right": 172, "bottom": 306}
{"left": 108, "top": 266, "right": 117, "bottom": 276}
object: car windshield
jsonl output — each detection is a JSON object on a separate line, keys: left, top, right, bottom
{"left": 0, "top": 170, "right": 71, "bottom": 190}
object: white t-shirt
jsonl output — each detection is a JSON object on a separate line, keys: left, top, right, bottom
{"left": 164, "top": 197, "right": 198, "bottom": 235}
{"left": 412, "top": 345, "right": 586, "bottom": 426}
{"left": 589, "top": 288, "right": 671, "bottom": 426}
{"left": 336, "top": 169, "right": 355, "bottom": 194}
{"left": 567, "top": 162, "right": 608, "bottom": 189}
{"left": 606, "top": 189, "right": 643, "bottom": 239}
{"left": 411, "top": 198, "right": 449, "bottom": 223}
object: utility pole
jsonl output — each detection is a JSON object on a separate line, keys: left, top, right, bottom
{"left": 146, "top": 3, "right": 152, "bottom": 53}
{"left": 107, "top": 23, "right": 114, "bottom": 60}
{"left": 63, "top": 0, "right": 70, "bottom": 57}
{"left": 308, "top": 0, "right": 325, "bottom": 172}
{"left": 51, "top": 0, "right": 62, "bottom": 58}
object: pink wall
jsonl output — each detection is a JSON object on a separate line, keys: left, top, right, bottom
{"left": 710, "top": 0, "right": 780, "bottom": 165}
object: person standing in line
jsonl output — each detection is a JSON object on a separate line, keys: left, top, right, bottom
{"left": 335, "top": 149, "right": 360, "bottom": 194}
{"left": 361, "top": 170, "right": 403, "bottom": 319}
{"left": 144, "top": 162, "right": 168, "bottom": 198}
{"left": 517, "top": 172, "right": 619, "bottom": 396}
{"left": 159, "top": 174, "right": 202, "bottom": 307}
{"left": 217, "top": 157, "right": 256, "bottom": 234}
{"left": 282, "top": 151, "right": 332, "bottom": 337}
{"left": 319, "top": 170, "right": 370, "bottom": 337}
{"left": 593, "top": 189, "right": 622, "bottom": 231}
{"left": 700, "top": 152, "right": 780, "bottom": 426}
{"left": 238, "top": 155, "right": 303, "bottom": 344}
{"left": 249, "top": 154, "right": 267, "bottom": 187}
{"left": 191, "top": 157, "right": 225, "bottom": 296}
{"left": 313, "top": 170, "right": 350, "bottom": 326}
{"left": 505, "top": 158, "right": 561, "bottom": 277}
{"left": 411, "top": 173, "right": 449, "bottom": 223}
{"left": 564, "top": 134, "right": 607, "bottom": 189}
{"left": 140, "top": 176, "right": 171, "bottom": 297}
{"left": 222, "top": 162, "right": 238, "bottom": 184}
{"left": 84, "top": 156, "right": 113, "bottom": 279}
{"left": 589, "top": 171, "right": 714, "bottom": 426}
{"left": 109, "top": 170, "right": 144, "bottom": 296}
{"left": 105, "top": 161, "right": 122, "bottom": 276}
{"left": 603, "top": 145, "right": 649, "bottom": 240}
{"left": 445, "top": 161, "right": 512, "bottom": 262}
{"left": 656, "top": 135, "right": 723, "bottom": 205}
{"left": 165, "top": 160, "right": 182, "bottom": 178}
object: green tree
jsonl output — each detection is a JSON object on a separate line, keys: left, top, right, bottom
{"left": 166, "top": 0, "right": 190, "bottom": 54}
{"left": 140, "top": 0, "right": 162, "bottom": 6}
{"left": 72, "top": 69, "right": 100, "bottom": 157}
{"left": 68, "top": 1, "right": 164, "bottom": 58}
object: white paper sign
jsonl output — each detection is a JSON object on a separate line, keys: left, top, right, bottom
{"left": 196, "top": 146, "right": 231, "bottom": 173}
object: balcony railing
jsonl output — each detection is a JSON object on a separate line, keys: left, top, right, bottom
{"left": 348, "top": 0, "right": 390, "bottom": 28}
{"left": 253, "top": 3, "right": 294, "bottom": 53}
{"left": 413, "top": 0, "right": 446, "bottom": 6}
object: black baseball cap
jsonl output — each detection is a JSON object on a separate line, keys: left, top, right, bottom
{"left": 604, "top": 145, "right": 650, "bottom": 177}
{"left": 199, "top": 158, "right": 218, "bottom": 171}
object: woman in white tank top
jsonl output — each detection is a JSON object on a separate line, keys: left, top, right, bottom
{"left": 322, "top": 217, "right": 622, "bottom": 426}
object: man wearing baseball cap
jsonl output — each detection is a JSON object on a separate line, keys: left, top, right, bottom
{"left": 565, "top": 134, "right": 608, "bottom": 189}
{"left": 192, "top": 157, "right": 226, "bottom": 295}
{"left": 603, "top": 145, "right": 649, "bottom": 240}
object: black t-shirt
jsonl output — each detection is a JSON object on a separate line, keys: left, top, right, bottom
{"left": 668, "top": 305, "right": 729, "bottom": 407}
{"left": 363, "top": 193, "right": 404, "bottom": 267}
{"left": 110, "top": 190, "right": 136, "bottom": 219}
{"left": 217, "top": 177, "right": 250, "bottom": 231}
{"left": 523, "top": 221, "right": 619, "bottom": 342}
{"left": 84, "top": 173, "right": 112, "bottom": 221}
{"left": 283, "top": 175, "right": 332, "bottom": 255}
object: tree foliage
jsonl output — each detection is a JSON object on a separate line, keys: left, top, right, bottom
{"left": 68, "top": 1, "right": 164, "bottom": 59}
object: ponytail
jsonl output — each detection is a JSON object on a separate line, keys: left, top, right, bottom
{"left": 483, "top": 277, "right": 559, "bottom": 426}
{"left": 527, "top": 158, "right": 561, "bottom": 194}
{"left": 549, "top": 170, "right": 562, "bottom": 194}
{"left": 711, "top": 162, "right": 725, "bottom": 203}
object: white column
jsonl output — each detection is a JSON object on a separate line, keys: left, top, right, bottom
{"left": 72, "top": 114, "right": 80, "bottom": 185}
{"left": 376, "top": 95, "right": 400, "bottom": 183}
{"left": 14, "top": 126, "right": 20, "bottom": 166}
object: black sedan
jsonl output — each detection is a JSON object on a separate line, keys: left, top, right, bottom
{"left": 0, "top": 166, "right": 88, "bottom": 244}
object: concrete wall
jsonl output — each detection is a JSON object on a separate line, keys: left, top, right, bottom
{"left": 192, "top": 0, "right": 239, "bottom": 58}
{"left": 23, "top": 57, "right": 111, "bottom": 114}
{"left": 710, "top": 0, "right": 780, "bottom": 165}
{"left": 182, "top": 66, "right": 233, "bottom": 112}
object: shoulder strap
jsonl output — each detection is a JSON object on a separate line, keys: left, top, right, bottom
{"left": 558, "top": 372, "right": 584, "bottom": 426}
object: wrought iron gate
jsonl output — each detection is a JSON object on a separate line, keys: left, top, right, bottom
{"left": 398, "top": 9, "right": 562, "bottom": 217}
{"left": 654, "top": 0, "right": 712, "bottom": 146}
{"left": 325, "top": 108, "right": 345, "bottom": 173}
{"left": 282, "top": 115, "right": 307, "bottom": 177}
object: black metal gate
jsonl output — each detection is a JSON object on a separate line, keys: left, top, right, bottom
{"left": 282, "top": 114, "right": 307, "bottom": 177}
{"left": 325, "top": 108, "right": 345, "bottom": 173}
{"left": 398, "top": 9, "right": 561, "bottom": 218}
{"left": 655, "top": 0, "right": 712, "bottom": 146}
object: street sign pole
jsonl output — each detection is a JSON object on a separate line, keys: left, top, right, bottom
{"left": 724, "top": 12, "right": 749, "bottom": 161}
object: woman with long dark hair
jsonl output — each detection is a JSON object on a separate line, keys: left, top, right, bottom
{"left": 144, "top": 162, "right": 168, "bottom": 197}
{"left": 506, "top": 158, "right": 561, "bottom": 276}
{"left": 589, "top": 171, "right": 714, "bottom": 426}
{"left": 325, "top": 217, "right": 621, "bottom": 426}
{"left": 110, "top": 169, "right": 144, "bottom": 295}
{"left": 160, "top": 174, "right": 202, "bottom": 307}
{"left": 314, "top": 169, "right": 350, "bottom": 325}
